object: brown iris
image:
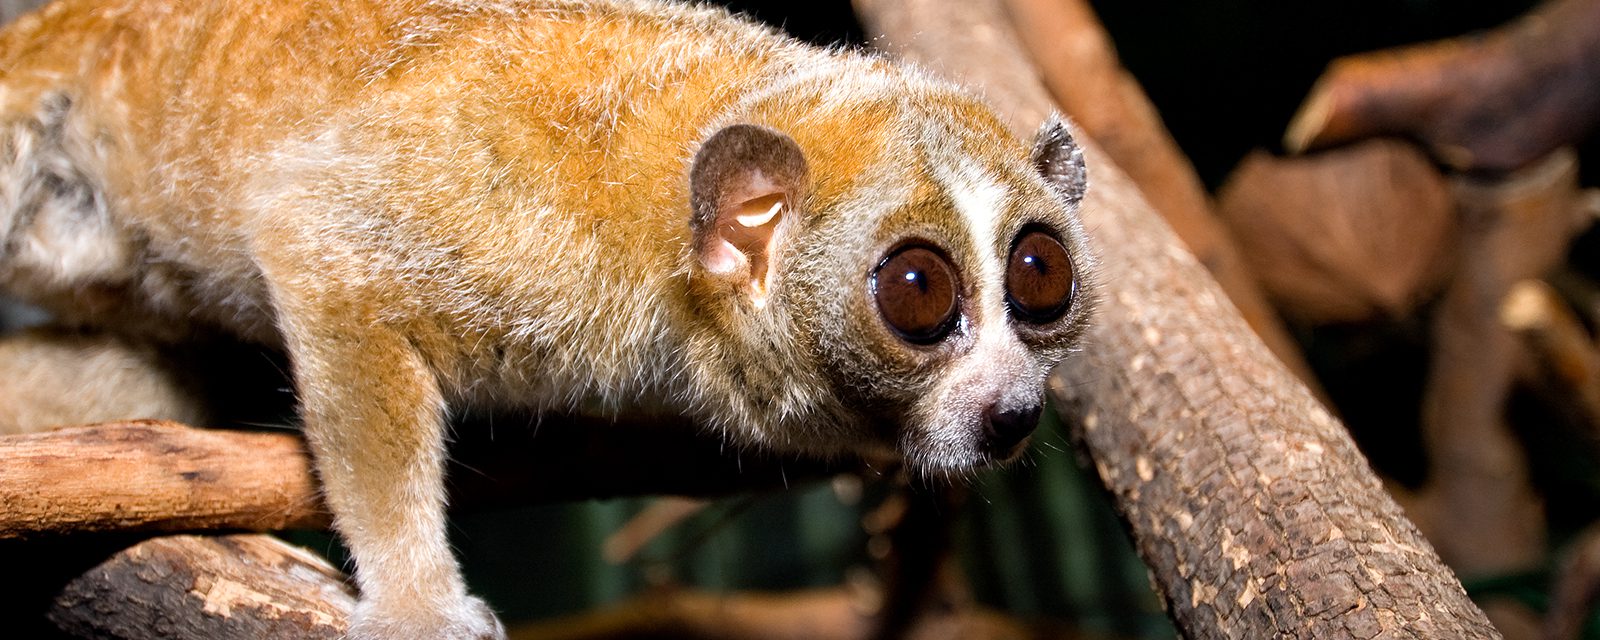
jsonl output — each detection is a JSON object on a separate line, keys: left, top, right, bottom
{"left": 872, "top": 245, "right": 959, "bottom": 344}
{"left": 1006, "top": 230, "right": 1074, "bottom": 324}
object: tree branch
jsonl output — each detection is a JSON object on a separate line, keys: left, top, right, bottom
{"left": 0, "top": 422, "right": 327, "bottom": 538}
{"left": 852, "top": 0, "right": 1500, "bottom": 635}
{"left": 0, "top": 419, "right": 855, "bottom": 539}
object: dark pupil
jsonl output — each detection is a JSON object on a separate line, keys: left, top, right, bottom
{"left": 1006, "top": 231, "right": 1074, "bottom": 323}
{"left": 873, "top": 246, "right": 958, "bottom": 344}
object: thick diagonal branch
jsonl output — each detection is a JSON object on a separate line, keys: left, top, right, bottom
{"left": 852, "top": 0, "right": 1499, "bottom": 636}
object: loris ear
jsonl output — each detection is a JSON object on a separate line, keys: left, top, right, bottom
{"left": 1031, "top": 115, "right": 1087, "bottom": 209}
{"left": 689, "top": 123, "right": 810, "bottom": 307}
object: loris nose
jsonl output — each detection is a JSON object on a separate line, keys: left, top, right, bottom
{"left": 983, "top": 404, "right": 1042, "bottom": 457}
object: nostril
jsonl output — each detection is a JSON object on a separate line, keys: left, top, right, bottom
{"left": 984, "top": 404, "right": 1042, "bottom": 455}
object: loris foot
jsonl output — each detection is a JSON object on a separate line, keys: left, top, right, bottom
{"left": 348, "top": 594, "right": 506, "bottom": 640}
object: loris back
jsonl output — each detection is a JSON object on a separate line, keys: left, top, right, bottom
{"left": 2, "top": 0, "right": 841, "bottom": 393}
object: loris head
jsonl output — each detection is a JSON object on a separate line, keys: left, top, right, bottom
{"left": 684, "top": 105, "right": 1093, "bottom": 475}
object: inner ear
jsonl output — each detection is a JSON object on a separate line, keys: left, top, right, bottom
{"left": 689, "top": 124, "right": 810, "bottom": 306}
{"left": 1031, "top": 115, "right": 1087, "bottom": 209}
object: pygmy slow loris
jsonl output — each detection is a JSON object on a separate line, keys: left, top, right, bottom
{"left": 0, "top": 1, "right": 1094, "bottom": 637}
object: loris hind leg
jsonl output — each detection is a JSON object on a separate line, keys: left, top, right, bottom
{"left": 0, "top": 328, "right": 210, "bottom": 434}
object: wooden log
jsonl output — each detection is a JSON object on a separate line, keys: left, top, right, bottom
{"left": 47, "top": 534, "right": 353, "bottom": 639}
{"left": 1216, "top": 140, "right": 1455, "bottom": 323}
{"left": 0, "top": 419, "right": 852, "bottom": 539}
{"left": 514, "top": 589, "right": 872, "bottom": 640}
{"left": 1500, "top": 282, "right": 1600, "bottom": 640}
{"left": 1000, "top": 0, "right": 1320, "bottom": 389}
{"left": 852, "top": 0, "right": 1501, "bottom": 636}
{"left": 1001, "top": 0, "right": 1208, "bottom": 235}
{"left": 1285, "top": 0, "right": 1600, "bottom": 172}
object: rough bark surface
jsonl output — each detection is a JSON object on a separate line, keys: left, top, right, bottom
{"left": 48, "top": 534, "right": 353, "bottom": 639}
{"left": 0, "top": 421, "right": 327, "bottom": 538}
{"left": 852, "top": 0, "right": 1501, "bottom": 636}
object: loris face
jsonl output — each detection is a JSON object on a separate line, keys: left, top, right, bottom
{"left": 688, "top": 114, "right": 1092, "bottom": 473}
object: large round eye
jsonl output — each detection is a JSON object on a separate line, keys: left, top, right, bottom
{"left": 1006, "top": 230, "right": 1075, "bottom": 324}
{"left": 872, "top": 245, "right": 959, "bottom": 344}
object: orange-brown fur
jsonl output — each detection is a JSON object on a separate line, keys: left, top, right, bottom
{"left": 0, "top": 1, "right": 1093, "bottom": 638}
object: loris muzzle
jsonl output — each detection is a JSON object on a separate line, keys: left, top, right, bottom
{"left": 0, "top": 0, "right": 1093, "bottom": 638}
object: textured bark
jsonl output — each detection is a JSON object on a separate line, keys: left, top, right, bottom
{"left": 1000, "top": 0, "right": 1319, "bottom": 389}
{"left": 1216, "top": 140, "right": 1455, "bottom": 323}
{"left": 852, "top": 0, "right": 1500, "bottom": 636}
{"left": 1285, "top": 0, "right": 1600, "bottom": 172}
{"left": 0, "top": 419, "right": 851, "bottom": 539}
{"left": 0, "top": 421, "right": 327, "bottom": 538}
{"left": 48, "top": 534, "right": 353, "bottom": 639}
